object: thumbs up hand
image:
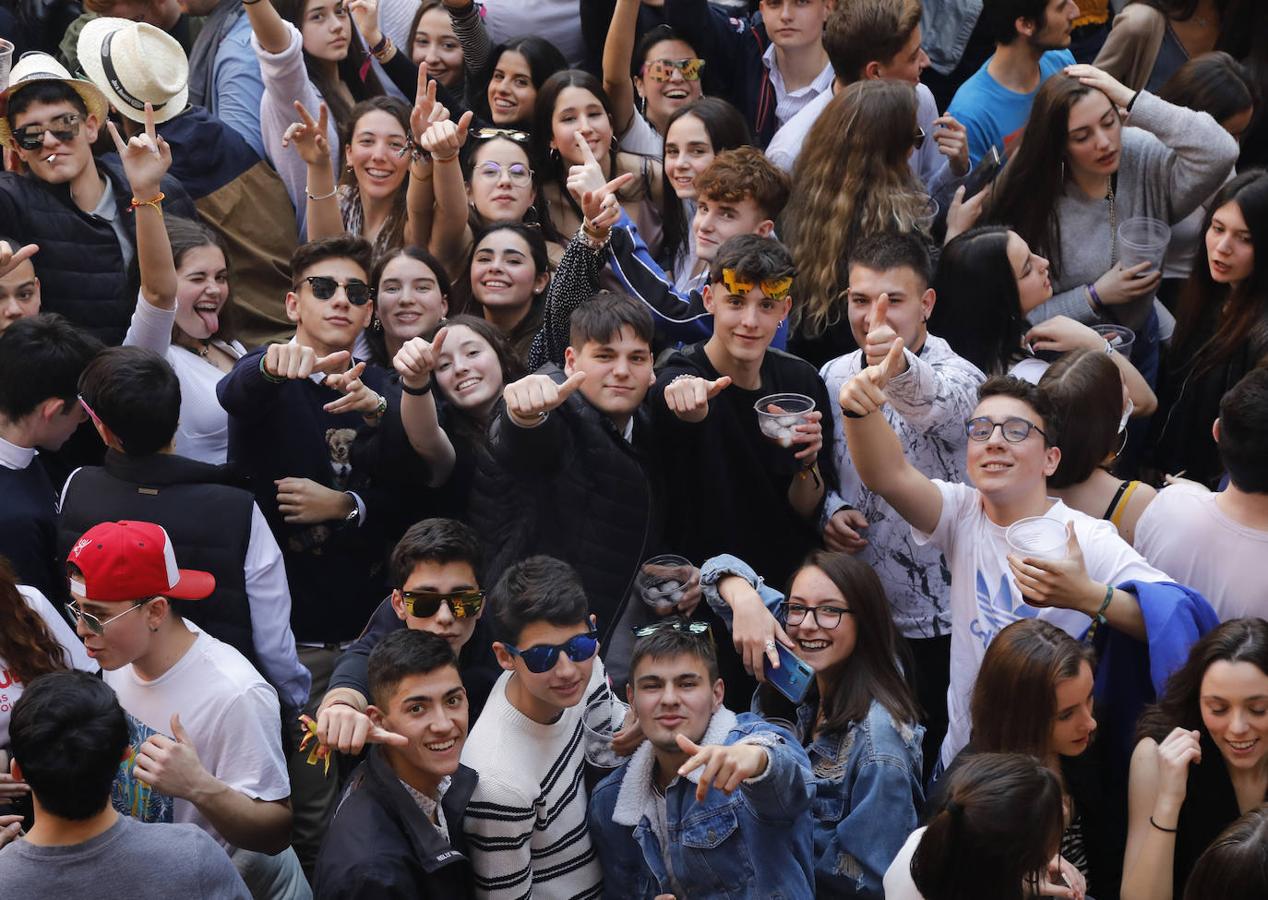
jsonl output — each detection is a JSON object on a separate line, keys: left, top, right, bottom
{"left": 132, "top": 713, "right": 213, "bottom": 801}
{"left": 862, "top": 294, "right": 905, "bottom": 370}
{"left": 503, "top": 371, "right": 587, "bottom": 426}
{"left": 664, "top": 374, "right": 730, "bottom": 423}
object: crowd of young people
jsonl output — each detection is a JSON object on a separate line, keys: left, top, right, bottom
{"left": 1, "top": 0, "right": 1267, "bottom": 897}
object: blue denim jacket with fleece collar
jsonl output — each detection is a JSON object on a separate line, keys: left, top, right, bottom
{"left": 701, "top": 554, "right": 926, "bottom": 898}
{"left": 587, "top": 706, "right": 815, "bottom": 899}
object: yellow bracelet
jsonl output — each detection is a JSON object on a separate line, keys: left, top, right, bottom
{"left": 128, "top": 191, "right": 165, "bottom": 213}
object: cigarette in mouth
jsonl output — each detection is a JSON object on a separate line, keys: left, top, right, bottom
{"left": 45, "top": 155, "right": 56, "bottom": 163}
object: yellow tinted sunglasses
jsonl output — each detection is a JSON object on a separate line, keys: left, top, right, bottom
{"left": 641, "top": 58, "right": 706, "bottom": 83}
{"left": 721, "top": 268, "right": 794, "bottom": 302}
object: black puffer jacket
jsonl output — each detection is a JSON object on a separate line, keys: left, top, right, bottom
{"left": 0, "top": 156, "right": 195, "bottom": 344}
{"left": 468, "top": 364, "right": 665, "bottom": 687}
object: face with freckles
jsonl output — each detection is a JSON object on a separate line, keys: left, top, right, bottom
{"left": 173, "top": 244, "right": 229, "bottom": 340}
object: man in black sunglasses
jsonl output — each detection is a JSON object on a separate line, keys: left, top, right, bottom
{"left": 0, "top": 54, "right": 197, "bottom": 344}
{"left": 217, "top": 234, "right": 425, "bottom": 877}
{"left": 314, "top": 519, "right": 501, "bottom": 757}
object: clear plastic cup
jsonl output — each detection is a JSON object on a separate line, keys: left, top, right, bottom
{"left": 1117, "top": 217, "right": 1171, "bottom": 275}
{"left": 1005, "top": 516, "right": 1068, "bottom": 561}
{"left": 913, "top": 195, "right": 940, "bottom": 233}
{"left": 1092, "top": 324, "right": 1135, "bottom": 358}
{"left": 755, "top": 392, "right": 815, "bottom": 448}
{"left": 635, "top": 554, "right": 694, "bottom": 613}
{"left": 581, "top": 696, "right": 629, "bottom": 768}
{"left": 0, "top": 40, "right": 14, "bottom": 92}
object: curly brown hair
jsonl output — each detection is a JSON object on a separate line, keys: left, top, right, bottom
{"left": 0, "top": 557, "right": 71, "bottom": 686}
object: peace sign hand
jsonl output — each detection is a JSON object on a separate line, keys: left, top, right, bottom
{"left": 410, "top": 77, "right": 450, "bottom": 145}
{"left": 284, "top": 101, "right": 331, "bottom": 167}
{"left": 106, "top": 102, "right": 171, "bottom": 197}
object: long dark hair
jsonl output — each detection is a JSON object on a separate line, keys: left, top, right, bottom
{"left": 758, "top": 550, "right": 920, "bottom": 733}
{"left": 1039, "top": 349, "right": 1124, "bottom": 487}
{"left": 473, "top": 36, "right": 568, "bottom": 127}
{"left": 365, "top": 245, "right": 452, "bottom": 367}
{"left": 1171, "top": 170, "right": 1268, "bottom": 377}
{"left": 1183, "top": 806, "right": 1268, "bottom": 900}
{"left": 1138, "top": 617, "right": 1268, "bottom": 744}
{"left": 929, "top": 226, "right": 1029, "bottom": 375}
{"left": 435, "top": 313, "right": 523, "bottom": 447}
{"left": 451, "top": 221, "right": 550, "bottom": 320}
{"left": 988, "top": 74, "right": 1101, "bottom": 282}
{"left": 970, "top": 619, "right": 1096, "bottom": 759}
{"left": 340, "top": 96, "right": 412, "bottom": 254}
{"left": 658, "top": 98, "right": 751, "bottom": 272}
{"left": 531, "top": 70, "right": 621, "bottom": 220}
{"left": 913, "top": 753, "right": 1065, "bottom": 900}
{"left": 1159, "top": 51, "right": 1258, "bottom": 128}
{"left": 272, "top": 0, "right": 386, "bottom": 134}
{"left": 0, "top": 558, "right": 71, "bottom": 686}
{"left": 460, "top": 133, "right": 564, "bottom": 247}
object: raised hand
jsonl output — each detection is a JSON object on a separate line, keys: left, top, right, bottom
{"left": 105, "top": 102, "right": 171, "bottom": 196}
{"left": 394, "top": 327, "right": 448, "bottom": 390}
{"left": 1155, "top": 726, "right": 1202, "bottom": 809}
{"left": 347, "top": 0, "right": 382, "bottom": 47}
{"left": 663, "top": 374, "right": 730, "bottom": 423}
{"left": 675, "top": 734, "right": 769, "bottom": 802}
{"left": 503, "top": 370, "right": 587, "bottom": 425}
{"left": 720, "top": 575, "right": 794, "bottom": 682}
{"left": 419, "top": 110, "right": 472, "bottom": 163}
{"left": 838, "top": 339, "right": 906, "bottom": 417}
{"left": 824, "top": 507, "right": 869, "bottom": 553}
{"left": 862, "top": 293, "right": 904, "bottom": 368}
{"left": 1064, "top": 63, "right": 1135, "bottom": 110}
{"left": 316, "top": 703, "right": 408, "bottom": 755}
{"left": 565, "top": 131, "right": 607, "bottom": 202}
{"left": 133, "top": 714, "right": 213, "bottom": 800}
{"left": 0, "top": 241, "right": 37, "bottom": 279}
{"left": 409, "top": 76, "right": 450, "bottom": 147}
{"left": 577, "top": 171, "right": 634, "bottom": 234}
{"left": 283, "top": 101, "right": 331, "bottom": 167}
{"left": 263, "top": 344, "right": 350, "bottom": 380}
{"left": 932, "top": 114, "right": 969, "bottom": 176}
{"left": 323, "top": 361, "right": 385, "bottom": 416}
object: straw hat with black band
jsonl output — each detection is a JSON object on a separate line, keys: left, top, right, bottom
{"left": 0, "top": 52, "right": 109, "bottom": 147}
{"left": 77, "top": 18, "right": 190, "bottom": 126}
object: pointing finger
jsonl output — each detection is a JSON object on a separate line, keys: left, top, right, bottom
{"left": 603, "top": 171, "right": 635, "bottom": 195}
{"left": 881, "top": 337, "right": 906, "bottom": 380}
{"left": 431, "top": 326, "right": 449, "bottom": 355}
{"left": 106, "top": 120, "right": 128, "bottom": 155}
{"left": 575, "top": 131, "right": 598, "bottom": 166}
{"left": 869, "top": 293, "right": 890, "bottom": 334}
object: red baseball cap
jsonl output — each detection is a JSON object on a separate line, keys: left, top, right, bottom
{"left": 66, "top": 521, "right": 216, "bottom": 602}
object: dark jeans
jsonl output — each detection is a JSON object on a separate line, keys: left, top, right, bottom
{"left": 904, "top": 633, "right": 951, "bottom": 786}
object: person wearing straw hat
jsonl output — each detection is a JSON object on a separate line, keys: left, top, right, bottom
{"left": 78, "top": 17, "right": 299, "bottom": 348}
{"left": 0, "top": 52, "right": 196, "bottom": 345}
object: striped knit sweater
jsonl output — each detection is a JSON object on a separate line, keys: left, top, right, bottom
{"left": 461, "top": 664, "right": 609, "bottom": 899}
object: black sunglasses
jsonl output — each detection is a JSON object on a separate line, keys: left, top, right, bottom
{"left": 303, "top": 275, "right": 373, "bottom": 306}
{"left": 912, "top": 126, "right": 926, "bottom": 151}
{"left": 399, "top": 589, "right": 485, "bottom": 619}
{"left": 503, "top": 630, "right": 600, "bottom": 673}
{"left": 632, "top": 620, "right": 712, "bottom": 638}
{"left": 14, "top": 113, "right": 81, "bottom": 151}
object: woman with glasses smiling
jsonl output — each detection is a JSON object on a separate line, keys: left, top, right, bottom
{"left": 699, "top": 549, "right": 924, "bottom": 897}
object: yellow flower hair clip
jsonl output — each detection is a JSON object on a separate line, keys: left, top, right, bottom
{"left": 721, "top": 268, "right": 794, "bottom": 302}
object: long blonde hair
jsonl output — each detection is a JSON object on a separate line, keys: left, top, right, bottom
{"left": 786, "top": 80, "right": 925, "bottom": 337}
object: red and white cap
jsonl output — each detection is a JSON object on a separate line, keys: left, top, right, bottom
{"left": 66, "top": 521, "right": 215, "bottom": 602}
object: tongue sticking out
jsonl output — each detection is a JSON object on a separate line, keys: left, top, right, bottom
{"left": 196, "top": 307, "right": 220, "bottom": 335}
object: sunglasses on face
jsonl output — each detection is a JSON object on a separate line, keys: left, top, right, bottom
{"left": 65, "top": 598, "right": 153, "bottom": 636}
{"left": 641, "top": 58, "right": 706, "bottom": 83}
{"left": 399, "top": 589, "right": 485, "bottom": 619}
{"left": 912, "top": 127, "right": 926, "bottom": 151}
{"left": 780, "top": 602, "right": 853, "bottom": 630}
{"left": 721, "top": 267, "right": 794, "bottom": 302}
{"left": 631, "top": 620, "right": 712, "bottom": 638}
{"left": 302, "top": 275, "right": 373, "bottom": 306}
{"left": 965, "top": 416, "right": 1048, "bottom": 444}
{"left": 13, "top": 113, "right": 82, "bottom": 151}
{"left": 475, "top": 160, "right": 534, "bottom": 186}
{"left": 502, "top": 630, "right": 599, "bottom": 673}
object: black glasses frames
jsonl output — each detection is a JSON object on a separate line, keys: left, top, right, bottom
{"left": 303, "top": 275, "right": 374, "bottom": 307}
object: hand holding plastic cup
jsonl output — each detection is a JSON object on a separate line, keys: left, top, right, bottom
{"left": 1005, "top": 516, "right": 1069, "bottom": 562}
{"left": 582, "top": 696, "right": 630, "bottom": 768}
{"left": 1092, "top": 324, "right": 1135, "bottom": 358}
{"left": 1117, "top": 217, "right": 1171, "bottom": 277}
{"left": 636, "top": 554, "right": 694, "bottom": 614}
{"left": 0, "top": 40, "right": 14, "bottom": 93}
{"left": 755, "top": 393, "right": 815, "bottom": 449}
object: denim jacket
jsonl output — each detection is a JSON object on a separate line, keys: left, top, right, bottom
{"left": 588, "top": 708, "right": 816, "bottom": 899}
{"left": 701, "top": 554, "right": 926, "bottom": 898}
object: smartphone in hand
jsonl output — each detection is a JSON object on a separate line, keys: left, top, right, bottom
{"left": 763, "top": 642, "right": 815, "bottom": 705}
{"left": 962, "top": 145, "right": 1003, "bottom": 200}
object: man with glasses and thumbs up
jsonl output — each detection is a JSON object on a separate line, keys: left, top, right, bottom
{"left": 818, "top": 231, "right": 983, "bottom": 779}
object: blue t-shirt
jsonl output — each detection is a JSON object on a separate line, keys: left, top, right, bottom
{"left": 948, "top": 50, "right": 1076, "bottom": 166}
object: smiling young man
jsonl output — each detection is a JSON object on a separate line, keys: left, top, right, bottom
{"left": 666, "top": 0, "right": 833, "bottom": 146}
{"left": 604, "top": 147, "right": 792, "bottom": 348}
{"left": 216, "top": 234, "right": 414, "bottom": 877}
{"left": 471, "top": 293, "right": 669, "bottom": 691}
{"left": 460, "top": 556, "right": 619, "bottom": 900}
{"left": 315, "top": 518, "right": 501, "bottom": 755}
{"left": 0, "top": 55, "right": 196, "bottom": 344}
{"left": 818, "top": 232, "right": 983, "bottom": 777}
{"left": 63, "top": 520, "right": 304, "bottom": 898}
{"left": 588, "top": 621, "right": 815, "bottom": 899}
{"left": 840, "top": 365, "right": 1170, "bottom": 766}
{"left": 947, "top": 0, "right": 1079, "bottom": 164}
{"left": 313, "top": 629, "right": 478, "bottom": 899}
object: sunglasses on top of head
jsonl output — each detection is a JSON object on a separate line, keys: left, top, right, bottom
{"left": 302, "top": 275, "right": 374, "bottom": 306}
{"left": 502, "top": 630, "right": 600, "bottom": 673}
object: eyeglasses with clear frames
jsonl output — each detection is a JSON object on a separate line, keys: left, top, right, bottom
{"left": 474, "top": 161, "right": 534, "bottom": 186}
